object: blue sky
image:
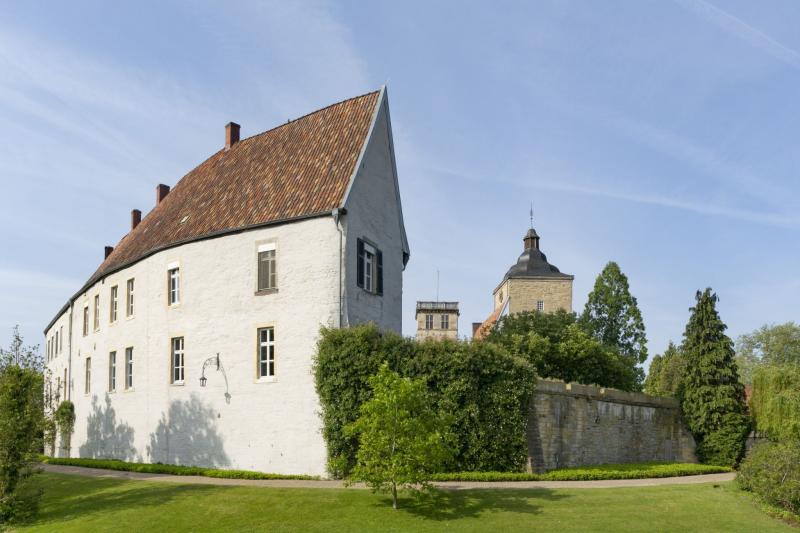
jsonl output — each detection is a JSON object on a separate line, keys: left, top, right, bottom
{"left": 1, "top": 1, "right": 798, "bottom": 369}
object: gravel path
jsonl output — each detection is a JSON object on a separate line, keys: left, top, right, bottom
{"left": 41, "top": 463, "right": 735, "bottom": 490}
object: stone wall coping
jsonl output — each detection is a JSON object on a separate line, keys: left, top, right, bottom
{"left": 535, "top": 378, "right": 679, "bottom": 409}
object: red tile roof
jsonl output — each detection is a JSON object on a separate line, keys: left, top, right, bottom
{"left": 47, "top": 90, "right": 381, "bottom": 332}
{"left": 99, "top": 90, "right": 379, "bottom": 281}
{"left": 473, "top": 306, "right": 504, "bottom": 340}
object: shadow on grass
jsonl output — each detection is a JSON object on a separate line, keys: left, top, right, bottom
{"left": 382, "top": 488, "right": 570, "bottom": 520}
{"left": 28, "top": 473, "right": 221, "bottom": 528}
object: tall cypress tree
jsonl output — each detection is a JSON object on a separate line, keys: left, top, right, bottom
{"left": 581, "top": 262, "right": 647, "bottom": 386}
{"left": 680, "top": 288, "right": 749, "bottom": 466}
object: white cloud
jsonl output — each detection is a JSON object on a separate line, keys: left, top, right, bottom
{"left": 675, "top": 0, "right": 800, "bottom": 70}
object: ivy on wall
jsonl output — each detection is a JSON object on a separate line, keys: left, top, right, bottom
{"left": 314, "top": 324, "right": 536, "bottom": 478}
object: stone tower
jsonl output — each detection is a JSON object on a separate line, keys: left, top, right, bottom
{"left": 493, "top": 227, "right": 573, "bottom": 314}
{"left": 415, "top": 301, "right": 459, "bottom": 340}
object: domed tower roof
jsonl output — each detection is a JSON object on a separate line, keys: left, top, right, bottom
{"left": 502, "top": 228, "right": 573, "bottom": 281}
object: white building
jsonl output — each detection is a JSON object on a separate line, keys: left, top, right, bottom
{"left": 43, "top": 88, "right": 409, "bottom": 476}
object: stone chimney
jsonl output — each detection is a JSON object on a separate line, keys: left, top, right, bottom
{"left": 104, "top": 246, "right": 114, "bottom": 259}
{"left": 156, "top": 184, "right": 170, "bottom": 204}
{"left": 225, "top": 122, "right": 241, "bottom": 150}
{"left": 131, "top": 209, "right": 142, "bottom": 230}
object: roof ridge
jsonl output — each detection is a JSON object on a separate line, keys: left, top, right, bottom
{"left": 239, "top": 88, "right": 381, "bottom": 146}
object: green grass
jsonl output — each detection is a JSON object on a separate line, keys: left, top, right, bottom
{"left": 39, "top": 456, "right": 319, "bottom": 480}
{"left": 431, "top": 462, "right": 731, "bottom": 481}
{"left": 9, "top": 472, "right": 793, "bottom": 532}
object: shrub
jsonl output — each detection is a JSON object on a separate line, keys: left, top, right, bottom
{"left": 429, "top": 462, "right": 730, "bottom": 482}
{"left": 314, "top": 324, "right": 536, "bottom": 477}
{"left": 41, "top": 457, "right": 318, "bottom": 480}
{"left": 0, "top": 366, "right": 44, "bottom": 525}
{"left": 53, "top": 401, "right": 75, "bottom": 457}
{"left": 738, "top": 442, "right": 800, "bottom": 516}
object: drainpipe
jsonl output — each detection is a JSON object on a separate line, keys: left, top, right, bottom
{"left": 332, "top": 208, "right": 347, "bottom": 328}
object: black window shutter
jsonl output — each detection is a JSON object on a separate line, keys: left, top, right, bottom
{"left": 376, "top": 249, "right": 383, "bottom": 295}
{"left": 356, "top": 239, "right": 365, "bottom": 288}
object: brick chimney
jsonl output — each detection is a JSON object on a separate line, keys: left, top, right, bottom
{"left": 131, "top": 209, "right": 142, "bottom": 230}
{"left": 472, "top": 322, "right": 482, "bottom": 336}
{"left": 156, "top": 184, "right": 171, "bottom": 204}
{"left": 225, "top": 122, "right": 240, "bottom": 150}
{"left": 104, "top": 246, "right": 114, "bottom": 259}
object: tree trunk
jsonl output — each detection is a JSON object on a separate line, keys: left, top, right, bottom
{"left": 392, "top": 482, "right": 397, "bottom": 509}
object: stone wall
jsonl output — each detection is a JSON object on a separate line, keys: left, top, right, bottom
{"left": 528, "top": 379, "right": 696, "bottom": 472}
{"left": 494, "top": 278, "right": 573, "bottom": 314}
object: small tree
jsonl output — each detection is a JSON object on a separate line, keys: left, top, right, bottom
{"left": 680, "top": 289, "right": 749, "bottom": 466}
{"left": 580, "top": 262, "right": 647, "bottom": 387}
{"left": 346, "top": 363, "right": 452, "bottom": 509}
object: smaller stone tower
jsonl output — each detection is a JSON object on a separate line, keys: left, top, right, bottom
{"left": 416, "top": 301, "right": 459, "bottom": 340}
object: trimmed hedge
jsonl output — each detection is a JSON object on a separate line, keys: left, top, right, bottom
{"left": 315, "top": 325, "right": 536, "bottom": 477}
{"left": 430, "top": 462, "right": 731, "bottom": 482}
{"left": 40, "top": 457, "right": 319, "bottom": 480}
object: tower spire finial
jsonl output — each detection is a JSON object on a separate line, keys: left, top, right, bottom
{"left": 529, "top": 202, "right": 534, "bottom": 229}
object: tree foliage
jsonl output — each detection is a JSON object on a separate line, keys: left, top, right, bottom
{"left": 580, "top": 262, "right": 648, "bottom": 386}
{"left": 346, "top": 363, "right": 452, "bottom": 509}
{"left": 0, "top": 326, "right": 42, "bottom": 374}
{"left": 314, "top": 324, "right": 536, "bottom": 477}
{"left": 487, "top": 310, "right": 639, "bottom": 391}
{"left": 738, "top": 441, "right": 800, "bottom": 516}
{"left": 679, "top": 289, "right": 750, "bottom": 466}
{"left": 54, "top": 401, "right": 76, "bottom": 457}
{"left": 750, "top": 363, "right": 800, "bottom": 443}
{"left": 643, "top": 342, "right": 685, "bottom": 397}
{"left": 0, "top": 366, "right": 44, "bottom": 525}
{"left": 735, "top": 322, "right": 800, "bottom": 385}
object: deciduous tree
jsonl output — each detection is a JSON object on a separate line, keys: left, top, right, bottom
{"left": 346, "top": 363, "right": 452, "bottom": 509}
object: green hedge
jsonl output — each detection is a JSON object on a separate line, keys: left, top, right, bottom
{"left": 738, "top": 442, "right": 800, "bottom": 516}
{"left": 314, "top": 324, "right": 536, "bottom": 477}
{"left": 40, "top": 457, "right": 319, "bottom": 480}
{"left": 430, "top": 462, "right": 731, "bottom": 482}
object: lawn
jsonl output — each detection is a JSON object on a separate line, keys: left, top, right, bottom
{"left": 8, "top": 473, "right": 793, "bottom": 532}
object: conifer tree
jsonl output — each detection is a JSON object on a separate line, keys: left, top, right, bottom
{"left": 680, "top": 289, "right": 749, "bottom": 466}
{"left": 581, "top": 262, "right": 647, "bottom": 385}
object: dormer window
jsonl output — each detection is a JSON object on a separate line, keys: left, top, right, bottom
{"left": 356, "top": 239, "right": 383, "bottom": 294}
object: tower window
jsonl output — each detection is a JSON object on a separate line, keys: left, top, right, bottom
{"left": 425, "top": 314, "right": 434, "bottom": 330}
{"left": 440, "top": 314, "right": 449, "bottom": 329}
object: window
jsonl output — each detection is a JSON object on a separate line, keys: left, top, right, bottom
{"left": 125, "top": 347, "right": 133, "bottom": 389}
{"left": 441, "top": 314, "right": 449, "bottom": 329}
{"left": 356, "top": 239, "right": 383, "bottom": 294}
{"left": 83, "top": 306, "right": 89, "bottom": 336}
{"left": 425, "top": 314, "right": 434, "bottom": 330}
{"left": 85, "top": 357, "right": 91, "bottom": 394}
{"left": 108, "top": 351, "right": 116, "bottom": 392}
{"left": 54, "top": 331, "right": 58, "bottom": 357}
{"left": 59, "top": 326, "right": 63, "bottom": 353}
{"left": 94, "top": 294, "right": 100, "bottom": 331}
{"left": 168, "top": 267, "right": 180, "bottom": 305}
{"left": 537, "top": 300, "right": 544, "bottom": 312}
{"left": 257, "top": 246, "right": 277, "bottom": 291}
{"left": 257, "top": 327, "right": 275, "bottom": 379}
{"left": 110, "top": 285, "right": 118, "bottom": 322}
{"left": 46, "top": 338, "right": 50, "bottom": 362}
{"left": 126, "top": 279, "right": 135, "bottom": 317}
{"left": 171, "top": 337, "right": 185, "bottom": 384}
